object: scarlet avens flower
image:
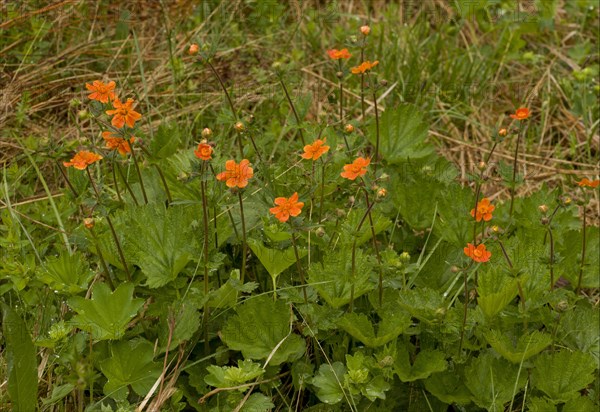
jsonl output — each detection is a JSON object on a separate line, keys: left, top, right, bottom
{"left": 269, "top": 192, "right": 304, "bottom": 222}
{"left": 85, "top": 80, "right": 116, "bottom": 103}
{"left": 351, "top": 60, "right": 379, "bottom": 74}
{"left": 301, "top": 138, "right": 330, "bottom": 161}
{"left": 360, "top": 25, "right": 370, "bottom": 35}
{"left": 470, "top": 197, "right": 495, "bottom": 222}
{"left": 101, "top": 131, "right": 134, "bottom": 156}
{"left": 341, "top": 157, "right": 370, "bottom": 180}
{"left": 577, "top": 178, "right": 600, "bottom": 188}
{"left": 106, "top": 98, "right": 142, "bottom": 129}
{"left": 216, "top": 159, "right": 253, "bottom": 188}
{"left": 464, "top": 243, "right": 491, "bottom": 263}
{"left": 63, "top": 151, "right": 103, "bottom": 170}
{"left": 327, "top": 48, "right": 352, "bottom": 60}
{"left": 510, "top": 107, "right": 530, "bottom": 120}
{"left": 194, "top": 142, "right": 213, "bottom": 161}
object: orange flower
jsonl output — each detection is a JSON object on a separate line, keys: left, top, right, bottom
{"left": 351, "top": 60, "right": 379, "bottom": 74}
{"left": 270, "top": 192, "right": 304, "bottom": 222}
{"left": 101, "top": 131, "right": 134, "bottom": 156}
{"left": 577, "top": 178, "right": 600, "bottom": 188}
{"left": 341, "top": 157, "right": 370, "bottom": 180}
{"left": 194, "top": 142, "right": 213, "bottom": 161}
{"left": 301, "top": 138, "right": 330, "bottom": 161}
{"left": 510, "top": 107, "right": 530, "bottom": 120}
{"left": 360, "top": 25, "right": 371, "bottom": 35}
{"left": 327, "top": 48, "right": 351, "bottom": 60}
{"left": 63, "top": 151, "right": 103, "bottom": 170}
{"left": 85, "top": 80, "right": 116, "bottom": 103}
{"left": 105, "top": 98, "right": 142, "bottom": 129}
{"left": 216, "top": 159, "right": 253, "bottom": 188}
{"left": 470, "top": 197, "right": 495, "bottom": 222}
{"left": 464, "top": 243, "right": 491, "bottom": 263}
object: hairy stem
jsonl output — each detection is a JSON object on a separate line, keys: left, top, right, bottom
{"left": 237, "top": 191, "right": 248, "bottom": 283}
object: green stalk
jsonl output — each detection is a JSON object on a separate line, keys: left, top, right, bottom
{"left": 279, "top": 76, "right": 306, "bottom": 146}
{"left": 237, "top": 191, "right": 248, "bottom": 283}
{"left": 367, "top": 72, "right": 380, "bottom": 176}
{"left": 115, "top": 163, "right": 139, "bottom": 206}
{"left": 576, "top": 207, "right": 587, "bottom": 294}
{"left": 349, "top": 201, "right": 376, "bottom": 313}
{"left": 200, "top": 162, "right": 211, "bottom": 353}
{"left": 129, "top": 144, "right": 148, "bottom": 204}
{"left": 290, "top": 233, "right": 308, "bottom": 304}
{"left": 509, "top": 123, "right": 524, "bottom": 219}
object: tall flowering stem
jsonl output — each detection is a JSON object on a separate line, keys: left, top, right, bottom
{"left": 290, "top": 233, "right": 308, "bottom": 304}
{"left": 360, "top": 182, "right": 384, "bottom": 307}
{"left": 508, "top": 108, "right": 530, "bottom": 219}
{"left": 349, "top": 200, "right": 376, "bottom": 313}
{"left": 200, "top": 164, "right": 211, "bottom": 353}
{"left": 279, "top": 76, "right": 306, "bottom": 146}
{"left": 237, "top": 191, "right": 248, "bottom": 283}
{"left": 575, "top": 178, "right": 599, "bottom": 293}
{"left": 129, "top": 141, "right": 148, "bottom": 204}
{"left": 369, "top": 73, "right": 380, "bottom": 177}
{"left": 85, "top": 167, "right": 131, "bottom": 281}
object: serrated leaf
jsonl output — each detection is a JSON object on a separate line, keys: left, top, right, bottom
{"left": 311, "top": 362, "right": 347, "bottom": 405}
{"left": 41, "top": 383, "right": 75, "bottom": 406}
{"left": 425, "top": 369, "right": 472, "bottom": 405}
{"left": 158, "top": 303, "right": 200, "bottom": 352}
{"left": 368, "top": 104, "right": 433, "bottom": 163}
{"left": 394, "top": 342, "right": 447, "bottom": 382}
{"left": 531, "top": 350, "right": 597, "bottom": 403}
{"left": 221, "top": 295, "right": 306, "bottom": 365}
{"left": 484, "top": 329, "right": 552, "bottom": 363}
{"left": 557, "top": 302, "right": 599, "bottom": 361}
{"left": 563, "top": 396, "right": 598, "bottom": 412}
{"left": 68, "top": 283, "right": 144, "bottom": 340}
{"left": 338, "top": 209, "right": 392, "bottom": 247}
{"left": 149, "top": 122, "right": 181, "bottom": 159}
{"left": 465, "top": 352, "right": 527, "bottom": 410}
{"left": 241, "top": 393, "right": 275, "bottom": 412}
{"left": 338, "top": 310, "right": 410, "bottom": 348}
{"left": 247, "top": 238, "right": 306, "bottom": 280}
{"left": 99, "top": 339, "right": 162, "bottom": 400}
{"left": 308, "top": 248, "right": 375, "bottom": 309}
{"left": 205, "top": 359, "right": 265, "bottom": 389}
{"left": 38, "top": 251, "right": 94, "bottom": 294}
{"left": 477, "top": 267, "right": 519, "bottom": 318}
{"left": 397, "top": 287, "right": 444, "bottom": 324}
{"left": 2, "top": 305, "right": 38, "bottom": 412}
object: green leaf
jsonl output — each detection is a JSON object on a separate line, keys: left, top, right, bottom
{"left": 477, "top": 267, "right": 519, "bottom": 318}
{"left": 68, "top": 283, "right": 144, "bottom": 340}
{"left": 158, "top": 303, "right": 200, "bottom": 352}
{"left": 337, "top": 310, "right": 411, "bottom": 348}
{"left": 563, "top": 396, "right": 598, "bottom": 412}
{"left": 368, "top": 103, "right": 433, "bottom": 164}
{"left": 527, "top": 397, "right": 556, "bottom": 411}
{"left": 2, "top": 305, "right": 38, "bottom": 412}
{"left": 425, "top": 368, "right": 472, "bottom": 405}
{"left": 221, "top": 295, "right": 306, "bottom": 365}
{"left": 99, "top": 339, "right": 162, "bottom": 400}
{"left": 308, "top": 248, "right": 375, "bottom": 309}
{"left": 149, "top": 122, "right": 181, "bottom": 159}
{"left": 205, "top": 359, "right": 265, "bottom": 389}
{"left": 311, "top": 362, "right": 347, "bottom": 405}
{"left": 397, "top": 287, "right": 445, "bottom": 324}
{"left": 484, "top": 329, "right": 552, "bottom": 363}
{"left": 393, "top": 342, "right": 447, "bottom": 382}
{"left": 119, "top": 204, "right": 200, "bottom": 288}
{"left": 38, "top": 251, "right": 94, "bottom": 294}
{"left": 247, "top": 238, "right": 306, "bottom": 280}
{"left": 241, "top": 393, "right": 275, "bottom": 412}
{"left": 557, "top": 301, "right": 599, "bottom": 361}
{"left": 465, "top": 352, "right": 527, "bottom": 410}
{"left": 41, "top": 383, "right": 75, "bottom": 406}
{"left": 338, "top": 209, "right": 392, "bottom": 247}
{"left": 531, "top": 350, "right": 597, "bottom": 403}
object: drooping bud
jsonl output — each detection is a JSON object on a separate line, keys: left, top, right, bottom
{"left": 201, "top": 127, "right": 213, "bottom": 138}
{"left": 188, "top": 43, "right": 199, "bottom": 55}
{"left": 344, "top": 124, "right": 355, "bottom": 133}
{"left": 83, "top": 218, "right": 95, "bottom": 229}
{"left": 234, "top": 121, "right": 245, "bottom": 132}
{"left": 538, "top": 204, "right": 548, "bottom": 214}
{"left": 360, "top": 25, "right": 371, "bottom": 36}
{"left": 498, "top": 128, "right": 508, "bottom": 137}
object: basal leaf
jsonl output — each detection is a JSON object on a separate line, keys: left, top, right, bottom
{"left": 308, "top": 248, "right": 375, "bottom": 309}
{"left": 557, "top": 301, "right": 599, "bottom": 361}
{"left": 99, "top": 339, "right": 162, "bottom": 400}
{"left": 425, "top": 368, "right": 472, "bottom": 405}
{"left": 221, "top": 295, "right": 306, "bottom": 365}
{"left": 338, "top": 209, "right": 392, "bottom": 248}
{"left": 205, "top": 359, "right": 265, "bottom": 389}
{"left": 337, "top": 310, "right": 410, "bottom": 348}
{"left": 465, "top": 352, "right": 527, "bottom": 410}
{"left": 310, "top": 362, "right": 347, "bottom": 405}
{"left": 477, "top": 267, "right": 519, "bottom": 319}
{"left": 368, "top": 103, "right": 433, "bottom": 164}
{"left": 241, "top": 393, "right": 275, "bottom": 412}
{"left": 484, "top": 329, "right": 552, "bottom": 363}
{"left": 38, "top": 251, "right": 94, "bottom": 294}
{"left": 2, "top": 305, "right": 38, "bottom": 412}
{"left": 394, "top": 342, "right": 447, "bottom": 382}
{"left": 531, "top": 350, "right": 597, "bottom": 403}
{"left": 397, "top": 287, "right": 444, "bottom": 324}
{"left": 149, "top": 122, "right": 181, "bottom": 159}
{"left": 68, "top": 283, "right": 144, "bottom": 340}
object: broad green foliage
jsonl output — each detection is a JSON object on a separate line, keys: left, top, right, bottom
{"left": 247, "top": 238, "right": 307, "bottom": 281}
{"left": 99, "top": 339, "right": 162, "bottom": 400}
{"left": 38, "top": 251, "right": 94, "bottom": 294}
{"left": 337, "top": 310, "right": 411, "bottom": 348}
{"left": 220, "top": 295, "right": 306, "bottom": 365}
{"left": 477, "top": 267, "right": 520, "bottom": 318}
{"left": 531, "top": 350, "right": 597, "bottom": 403}
{"left": 310, "top": 362, "right": 348, "bottom": 404}
{"left": 483, "top": 329, "right": 552, "bottom": 363}
{"left": 393, "top": 342, "right": 447, "bottom": 382}
{"left": 425, "top": 368, "right": 473, "bottom": 405}
{"left": 2, "top": 305, "right": 38, "bottom": 412}
{"left": 205, "top": 359, "right": 265, "bottom": 389}
{"left": 68, "top": 283, "right": 144, "bottom": 340}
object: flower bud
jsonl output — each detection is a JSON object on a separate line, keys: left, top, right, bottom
{"left": 336, "top": 71, "right": 343, "bottom": 79}
{"left": 348, "top": 196, "right": 355, "bottom": 205}
{"left": 377, "top": 188, "right": 388, "bottom": 198}
{"left": 77, "top": 109, "right": 89, "bottom": 120}
{"left": 234, "top": 121, "right": 245, "bottom": 132}
{"left": 188, "top": 43, "right": 199, "bottom": 55}
{"left": 498, "top": 128, "right": 508, "bottom": 137}
{"left": 336, "top": 209, "right": 346, "bottom": 218}
{"left": 360, "top": 25, "right": 371, "bottom": 35}
{"left": 379, "top": 173, "right": 390, "bottom": 181}
{"left": 201, "top": 128, "right": 213, "bottom": 138}
{"left": 378, "top": 355, "right": 394, "bottom": 368}
{"left": 349, "top": 35, "right": 358, "bottom": 44}
{"left": 451, "top": 266, "right": 460, "bottom": 273}
{"left": 477, "top": 161, "right": 486, "bottom": 171}
{"left": 83, "top": 218, "right": 95, "bottom": 229}
{"left": 315, "top": 227, "right": 325, "bottom": 237}
{"left": 556, "top": 300, "right": 569, "bottom": 312}
{"left": 344, "top": 124, "right": 355, "bottom": 133}
{"left": 541, "top": 217, "right": 549, "bottom": 225}
{"left": 69, "top": 98, "right": 81, "bottom": 107}
{"left": 563, "top": 196, "right": 572, "bottom": 205}
{"left": 399, "top": 251, "right": 410, "bottom": 263}
{"left": 380, "top": 79, "right": 388, "bottom": 87}
{"left": 538, "top": 204, "right": 548, "bottom": 214}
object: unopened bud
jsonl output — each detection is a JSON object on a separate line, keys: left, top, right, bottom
{"left": 201, "top": 128, "right": 213, "bottom": 138}
{"left": 315, "top": 227, "right": 325, "bottom": 237}
{"left": 69, "top": 98, "right": 81, "bottom": 107}
{"left": 399, "top": 252, "right": 410, "bottom": 263}
{"left": 349, "top": 35, "right": 358, "bottom": 44}
{"left": 498, "top": 128, "right": 508, "bottom": 137}
{"left": 348, "top": 196, "right": 355, "bottom": 205}
{"left": 563, "top": 197, "right": 572, "bottom": 205}
{"left": 379, "top": 173, "right": 389, "bottom": 181}
{"left": 234, "top": 122, "right": 245, "bottom": 132}
{"left": 83, "top": 218, "right": 94, "bottom": 229}
{"left": 541, "top": 217, "right": 549, "bottom": 225}
{"left": 378, "top": 355, "right": 393, "bottom": 368}
{"left": 188, "top": 43, "right": 199, "bottom": 55}
{"left": 477, "top": 161, "right": 486, "bottom": 171}
{"left": 377, "top": 188, "right": 388, "bottom": 198}
{"left": 451, "top": 266, "right": 460, "bottom": 273}
{"left": 491, "top": 225, "right": 500, "bottom": 233}
{"left": 336, "top": 209, "right": 346, "bottom": 218}
{"left": 380, "top": 79, "right": 388, "bottom": 87}
{"left": 77, "top": 109, "right": 89, "bottom": 120}
{"left": 538, "top": 204, "right": 548, "bottom": 214}
{"left": 360, "top": 25, "right": 371, "bottom": 36}
{"left": 556, "top": 300, "right": 569, "bottom": 312}
{"left": 336, "top": 71, "right": 343, "bottom": 79}
{"left": 344, "top": 124, "right": 354, "bottom": 133}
